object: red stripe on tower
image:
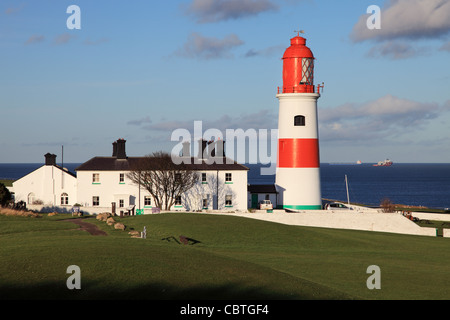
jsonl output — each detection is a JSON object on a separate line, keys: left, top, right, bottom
{"left": 277, "top": 139, "right": 320, "bottom": 168}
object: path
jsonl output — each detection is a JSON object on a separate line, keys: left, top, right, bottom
{"left": 66, "top": 218, "right": 107, "bottom": 236}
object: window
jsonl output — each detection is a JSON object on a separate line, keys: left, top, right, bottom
{"left": 201, "top": 173, "right": 207, "bottom": 183}
{"left": 301, "top": 58, "right": 314, "bottom": 85}
{"left": 225, "top": 195, "right": 232, "bottom": 207}
{"left": 119, "top": 199, "right": 124, "bottom": 208}
{"left": 93, "top": 196, "right": 100, "bottom": 206}
{"left": 294, "top": 115, "right": 305, "bottom": 126}
{"left": 27, "top": 193, "right": 36, "bottom": 205}
{"left": 144, "top": 196, "right": 152, "bottom": 207}
{"left": 61, "top": 193, "right": 69, "bottom": 205}
{"left": 119, "top": 173, "right": 125, "bottom": 183}
{"left": 174, "top": 196, "right": 182, "bottom": 206}
{"left": 225, "top": 173, "right": 232, "bottom": 182}
{"left": 203, "top": 198, "right": 208, "bottom": 209}
{"left": 92, "top": 173, "right": 100, "bottom": 183}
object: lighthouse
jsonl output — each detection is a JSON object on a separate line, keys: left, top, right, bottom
{"left": 275, "top": 32, "right": 323, "bottom": 210}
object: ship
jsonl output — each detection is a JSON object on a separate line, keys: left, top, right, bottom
{"left": 373, "top": 159, "right": 393, "bottom": 166}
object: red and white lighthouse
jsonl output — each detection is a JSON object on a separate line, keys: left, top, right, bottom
{"left": 275, "top": 33, "right": 323, "bottom": 210}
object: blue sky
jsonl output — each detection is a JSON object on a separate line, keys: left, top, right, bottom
{"left": 1, "top": 0, "right": 449, "bottom": 164}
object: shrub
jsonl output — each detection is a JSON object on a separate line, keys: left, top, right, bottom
{"left": 381, "top": 198, "right": 396, "bottom": 213}
{"left": 0, "top": 183, "right": 12, "bottom": 207}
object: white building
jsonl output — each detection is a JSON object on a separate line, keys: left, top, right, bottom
{"left": 13, "top": 153, "right": 78, "bottom": 211}
{"left": 13, "top": 139, "right": 249, "bottom": 215}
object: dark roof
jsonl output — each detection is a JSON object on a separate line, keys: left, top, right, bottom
{"left": 75, "top": 157, "right": 249, "bottom": 172}
{"left": 248, "top": 184, "right": 278, "bottom": 194}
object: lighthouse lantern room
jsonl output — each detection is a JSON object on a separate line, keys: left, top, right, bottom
{"left": 275, "top": 32, "right": 322, "bottom": 211}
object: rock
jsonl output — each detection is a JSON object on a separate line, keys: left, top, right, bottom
{"left": 128, "top": 230, "right": 140, "bottom": 236}
{"left": 96, "top": 212, "right": 111, "bottom": 221}
{"left": 106, "top": 217, "right": 115, "bottom": 225}
{"left": 48, "top": 212, "right": 58, "bottom": 216}
{"left": 114, "top": 222, "right": 126, "bottom": 231}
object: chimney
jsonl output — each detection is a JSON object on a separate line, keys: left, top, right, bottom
{"left": 112, "top": 141, "right": 118, "bottom": 157}
{"left": 216, "top": 139, "right": 225, "bottom": 157}
{"left": 208, "top": 140, "right": 215, "bottom": 157}
{"left": 116, "top": 139, "right": 127, "bottom": 159}
{"left": 45, "top": 153, "right": 57, "bottom": 166}
{"left": 182, "top": 141, "right": 190, "bottom": 157}
{"left": 198, "top": 139, "right": 208, "bottom": 159}
{"left": 207, "top": 139, "right": 225, "bottom": 158}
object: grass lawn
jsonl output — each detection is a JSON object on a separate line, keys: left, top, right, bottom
{"left": 1, "top": 211, "right": 450, "bottom": 300}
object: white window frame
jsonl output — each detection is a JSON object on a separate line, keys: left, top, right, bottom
{"left": 92, "top": 173, "right": 100, "bottom": 184}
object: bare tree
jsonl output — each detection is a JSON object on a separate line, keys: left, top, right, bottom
{"left": 182, "top": 173, "right": 237, "bottom": 211}
{"left": 380, "top": 198, "right": 396, "bottom": 213}
{"left": 127, "top": 152, "right": 198, "bottom": 211}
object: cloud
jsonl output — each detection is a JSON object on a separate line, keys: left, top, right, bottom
{"left": 439, "top": 41, "right": 450, "bottom": 52}
{"left": 5, "top": 4, "right": 25, "bottom": 15}
{"left": 53, "top": 33, "right": 76, "bottom": 45}
{"left": 127, "top": 116, "right": 152, "bottom": 126}
{"left": 25, "top": 35, "right": 45, "bottom": 45}
{"left": 366, "top": 40, "right": 430, "bottom": 60}
{"left": 319, "top": 95, "right": 443, "bottom": 143}
{"left": 174, "top": 32, "right": 244, "bottom": 59}
{"left": 351, "top": 0, "right": 450, "bottom": 59}
{"left": 184, "top": 0, "right": 278, "bottom": 23}
{"left": 351, "top": 0, "right": 450, "bottom": 42}
{"left": 244, "top": 44, "right": 285, "bottom": 58}
{"left": 130, "top": 109, "right": 278, "bottom": 134}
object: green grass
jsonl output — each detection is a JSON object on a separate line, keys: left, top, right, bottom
{"left": 1, "top": 212, "right": 450, "bottom": 300}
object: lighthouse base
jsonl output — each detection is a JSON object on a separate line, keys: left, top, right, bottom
{"left": 282, "top": 205, "right": 322, "bottom": 210}
{"left": 275, "top": 167, "right": 322, "bottom": 210}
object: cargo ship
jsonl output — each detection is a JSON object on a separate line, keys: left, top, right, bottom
{"left": 373, "top": 159, "right": 393, "bottom": 166}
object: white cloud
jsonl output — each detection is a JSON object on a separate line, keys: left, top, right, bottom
{"left": 351, "top": 0, "right": 450, "bottom": 59}
{"left": 319, "top": 95, "right": 443, "bottom": 142}
{"left": 366, "top": 40, "right": 430, "bottom": 60}
{"left": 53, "top": 33, "right": 76, "bottom": 45}
{"left": 174, "top": 32, "right": 244, "bottom": 59}
{"left": 184, "top": 0, "right": 278, "bottom": 23}
{"left": 351, "top": 0, "right": 450, "bottom": 42}
{"left": 25, "top": 34, "right": 45, "bottom": 45}
{"left": 130, "top": 109, "right": 278, "bottom": 133}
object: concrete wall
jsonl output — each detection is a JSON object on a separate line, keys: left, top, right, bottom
{"left": 208, "top": 209, "right": 438, "bottom": 237}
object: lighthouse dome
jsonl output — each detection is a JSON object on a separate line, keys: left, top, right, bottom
{"left": 282, "top": 35, "right": 315, "bottom": 93}
{"left": 282, "top": 36, "right": 314, "bottom": 59}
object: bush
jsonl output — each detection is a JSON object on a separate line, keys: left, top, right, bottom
{"left": 0, "top": 183, "right": 12, "bottom": 207}
{"left": 381, "top": 198, "right": 396, "bottom": 213}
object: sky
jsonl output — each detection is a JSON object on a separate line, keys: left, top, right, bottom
{"left": 1, "top": 0, "right": 449, "bottom": 165}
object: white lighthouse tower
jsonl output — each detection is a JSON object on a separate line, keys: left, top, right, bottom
{"left": 275, "top": 32, "right": 323, "bottom": 210}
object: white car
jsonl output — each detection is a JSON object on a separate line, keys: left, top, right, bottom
{"left": 259, "top": 200, "right": 273, "bottom": 210}
{"left": 325, "top": 202, "right": 352, "bottom": 210}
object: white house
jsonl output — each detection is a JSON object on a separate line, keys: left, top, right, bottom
{"left": 13, "top": 153, "right": 78, "bottom": 211}
{"left": 12, "top": 139, "right": 249, "bottom": 215}
{"left": 75, "top": 139, "right": 249, "bottom": 215}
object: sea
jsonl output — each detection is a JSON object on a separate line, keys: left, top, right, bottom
{"left": 1, "top": 162, "right": 450, "bottom": 210}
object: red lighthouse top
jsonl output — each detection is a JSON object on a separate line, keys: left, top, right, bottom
{"left": 282, "top": 33, "right": 315, "bottom": 93}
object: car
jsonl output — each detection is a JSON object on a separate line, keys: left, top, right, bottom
{"left": 325, "top": 202, "right": 352, "bottom": 210}
{"left": 258, "top": 200, "right": 273, "bottom": 210}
